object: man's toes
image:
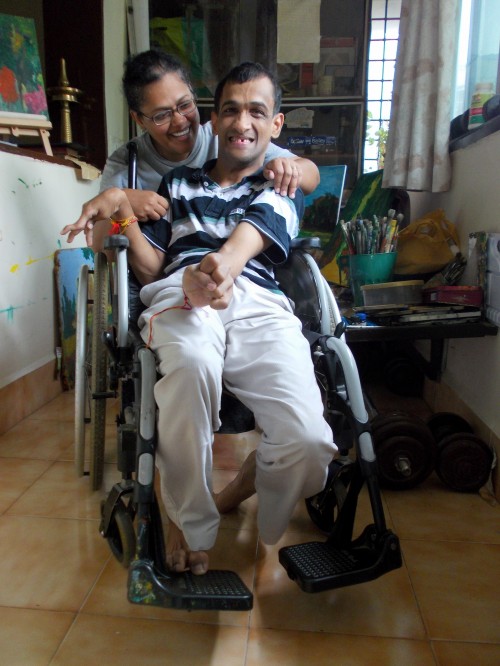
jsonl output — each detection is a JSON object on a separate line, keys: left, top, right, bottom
{"left": 188, "top": 551, "right": 209, "bottom": 576}
{"left": 167, "top": 548, "right": 187, "bottom": 572}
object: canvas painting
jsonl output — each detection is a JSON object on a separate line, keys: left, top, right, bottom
{"left": 0, "top": 14, "right": 49, "bottom": 118}
{"left": 300, "top": 165, "right": 347, "bottom": 240}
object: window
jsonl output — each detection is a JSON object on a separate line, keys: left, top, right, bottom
{"left": 452, "top": 0, "right": 500, "bottom": 120}
{"left": 363, "top": 0, "right": 401, "bottom": 173}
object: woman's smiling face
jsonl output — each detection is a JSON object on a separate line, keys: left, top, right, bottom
{"left": 131, "top": 72, "right": 200, "bottom": 162}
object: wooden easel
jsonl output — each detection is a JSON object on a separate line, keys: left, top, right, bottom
{"left": 0, "top": 113, "right": 53, "bottom": 156}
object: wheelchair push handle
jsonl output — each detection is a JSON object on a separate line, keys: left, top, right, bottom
{"left": 127, "top": 141, "right": 138, "bottom": 190}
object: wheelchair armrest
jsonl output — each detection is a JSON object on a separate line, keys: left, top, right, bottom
{"left": 104, "top": 235, "right": 130, "bottom": 250}
{"left": 291, "top": 237, "right": 322, "bottom": 250}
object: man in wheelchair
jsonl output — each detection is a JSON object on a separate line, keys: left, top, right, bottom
{"left": 62, "top": 62, "right": 337, "bottom": 577}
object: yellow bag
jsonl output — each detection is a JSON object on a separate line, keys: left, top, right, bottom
{"left": 395, "top": 209, "right": 460, "bottom": 275}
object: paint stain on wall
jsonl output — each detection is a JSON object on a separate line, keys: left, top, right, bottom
{"left": 10, "top": 178, "right": 44, "bottom": 194}
{"left": 0, "top": 305, "right": 20, "bottom": 321}
{"left": 9, "top": 253, "right": 54, "bottom": 273}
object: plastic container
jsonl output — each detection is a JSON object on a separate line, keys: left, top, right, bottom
{"left": 422, "top": 286, "right": 483, "bottom": 306}
{"left": 468, "top": 82, "right": 495, "bottom": 129}
{"left": 362, "top": 280, "right": 424, "bottom": 307}
{"left": 348, "top": 252, "right": 397, "bottom": 306}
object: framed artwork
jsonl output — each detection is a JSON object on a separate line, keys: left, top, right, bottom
{"left": 301, "top": 165, "right": 347, "bottom": 237}
{"left": 0, "top": 13, "right": 49, "bottom": 118}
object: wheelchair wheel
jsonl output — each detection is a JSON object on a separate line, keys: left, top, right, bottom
{"left": 90, "top": 252, "right": 109, "bottom": 490}
{"left": 74, "top": 264, "right": 91, "bottom": 477}
{"left": 103, "top": 498, "right": 136, "bottom": 568}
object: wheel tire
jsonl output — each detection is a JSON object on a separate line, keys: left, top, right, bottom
{"left": 104, "top": 499, "right": 136, "bottom": 567}
{"left": 75, "top": 264, "right": 90, "bottom": 477}
{"left": 90, "top": 252, "right": 109, "bottom": 491}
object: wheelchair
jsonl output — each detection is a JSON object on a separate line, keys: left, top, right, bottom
{"left": 74, "top": 222, "right": 401, "bottom": 611}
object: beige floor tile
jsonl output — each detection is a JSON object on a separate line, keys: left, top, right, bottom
{"left": 2, "top": 377, "right": 498, "bottom": 663}
{"left": 0, "top": 607, "right": 75, "bottom": 666}
{"left": 0, "top": 419, "right": 74, "bottom": 459}
{"left": 0, "top": 515, "right": 110, "bottom": 611}
{"left": 251, "top": 533, "right": 426, "bottom": 639}
{"left": 0, "top": 457, "right": 52, "bottom": 514}
{"left": 383, "top": 475, "right": 500, "bottom": 543}
{"left": 213, "top": 430, "right": 260, "bottom": 470}
{"left": 27, "top": 391, "right": 75, "bottom": 422}
{"left": 82, "top": 527, "right": 258, "bottom": 626}
{"left": 5, "top": 461, "right": 120, "bottom": 519}
{"left": 51, "top": 613, "right": 249, "bottom": 666}
{"left": 432, "top": 640, "right": 500, "bottom": 666}
{"left": 247, "top": 628, "right": 437, "bottom": 666}
{"left": 403, "top": 539, "right": 500, "bottom": 642}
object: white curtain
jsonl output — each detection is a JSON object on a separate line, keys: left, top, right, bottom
{"left": 382, "top": 0, "right": 460, "bottom": 192}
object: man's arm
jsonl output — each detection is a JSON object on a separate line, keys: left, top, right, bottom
{"left": 183, "top": 222, "right": 271, "bottom": 309}
{"left": 60, "top": 188, "right": 165, "bottom": 285}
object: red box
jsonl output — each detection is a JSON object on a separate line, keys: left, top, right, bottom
{"left": 422, "top": 286, "right": 483, "bottom": 306}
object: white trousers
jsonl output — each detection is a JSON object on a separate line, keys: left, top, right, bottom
{"left": 139, "top": 270, "right": 337, "bottom": 551}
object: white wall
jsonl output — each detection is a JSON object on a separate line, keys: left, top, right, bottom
{"left": 410, "top": 131, "right": 500, "bottom": 436}
{"left": 0, "top": 151, "right": 100, "bottom": 388}
{"left": 103, "top": 0, "right": 130, "bottom": 156}
{"left": 0, "top": 2, "right": 126, "bottom": 392}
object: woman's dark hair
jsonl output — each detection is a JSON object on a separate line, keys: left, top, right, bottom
{"left": 213, "top": 62, "right": 282, "bottom": 115}
{"left": 122, "top": 49, "right": 193, "bottom": 111}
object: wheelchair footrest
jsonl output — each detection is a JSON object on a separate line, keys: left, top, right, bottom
{"left": 128, "top": 559, "right": 253, "bottom": 611}
{"left": 278, "top": 526, "right": 402, "bottom": 593}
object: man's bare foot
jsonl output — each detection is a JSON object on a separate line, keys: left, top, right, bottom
{"left": 214, "top": 450, "right": 256, "bottom": 514}
{"left": 166, "top": 520, "right": 209, "bottom": 575}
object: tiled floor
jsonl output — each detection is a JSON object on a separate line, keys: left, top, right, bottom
{"left": 0, "top": 390, "right": 499, "bottom": 665}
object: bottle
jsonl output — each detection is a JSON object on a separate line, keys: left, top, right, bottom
{"left": 468, "top": 82, "right": 495, "bottom": 129}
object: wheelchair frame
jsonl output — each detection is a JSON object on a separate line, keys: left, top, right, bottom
{"left": 74, "top": 225, "right": 401, "bottom": 610}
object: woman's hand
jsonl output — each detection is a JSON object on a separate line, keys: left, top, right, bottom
{"left": 123, "top": 189, "right": 169, "bottom": 221}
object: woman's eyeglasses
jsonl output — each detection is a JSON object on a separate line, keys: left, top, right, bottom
{"left": 140, "top": 98, "right": 197, "bottom": 126}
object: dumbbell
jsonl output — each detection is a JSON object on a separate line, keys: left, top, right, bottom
{"left": 371, "top": 411, "right": 437, "bottom": 490}
{"left": 427, "top": 412, "right": 494, "bottom": 493}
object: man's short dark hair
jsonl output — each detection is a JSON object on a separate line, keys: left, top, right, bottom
{"left": 123, "top": 49, "right": 193, "bottom": 111}
{"left": 213, "top": 62, "right": 282, "bottom": 115}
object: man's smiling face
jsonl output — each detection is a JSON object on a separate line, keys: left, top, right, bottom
{"left": 211, "top": 75, "right": 284, "bottom": 176}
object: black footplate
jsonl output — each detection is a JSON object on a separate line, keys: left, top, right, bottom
{"left": 128, "top": 559, "right": 253, "bottom": 611}
{"left": 279, "top": 526, "right": 402, "bottom": 593}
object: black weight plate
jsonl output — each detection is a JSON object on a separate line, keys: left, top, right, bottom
{"left": 427, "top": 412, "right": 473, "bottom": 443}
{"left": 373, "top": 417, "right": 437, "bottom": 451}
{"left": 436, "top": 433, "right": 494, "bottom": 493}
{"left": 370, "top": 411, "right": 412, "bottom": 433}
{"left": 375, "top": 434, "right": 436, "bottom": 490}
